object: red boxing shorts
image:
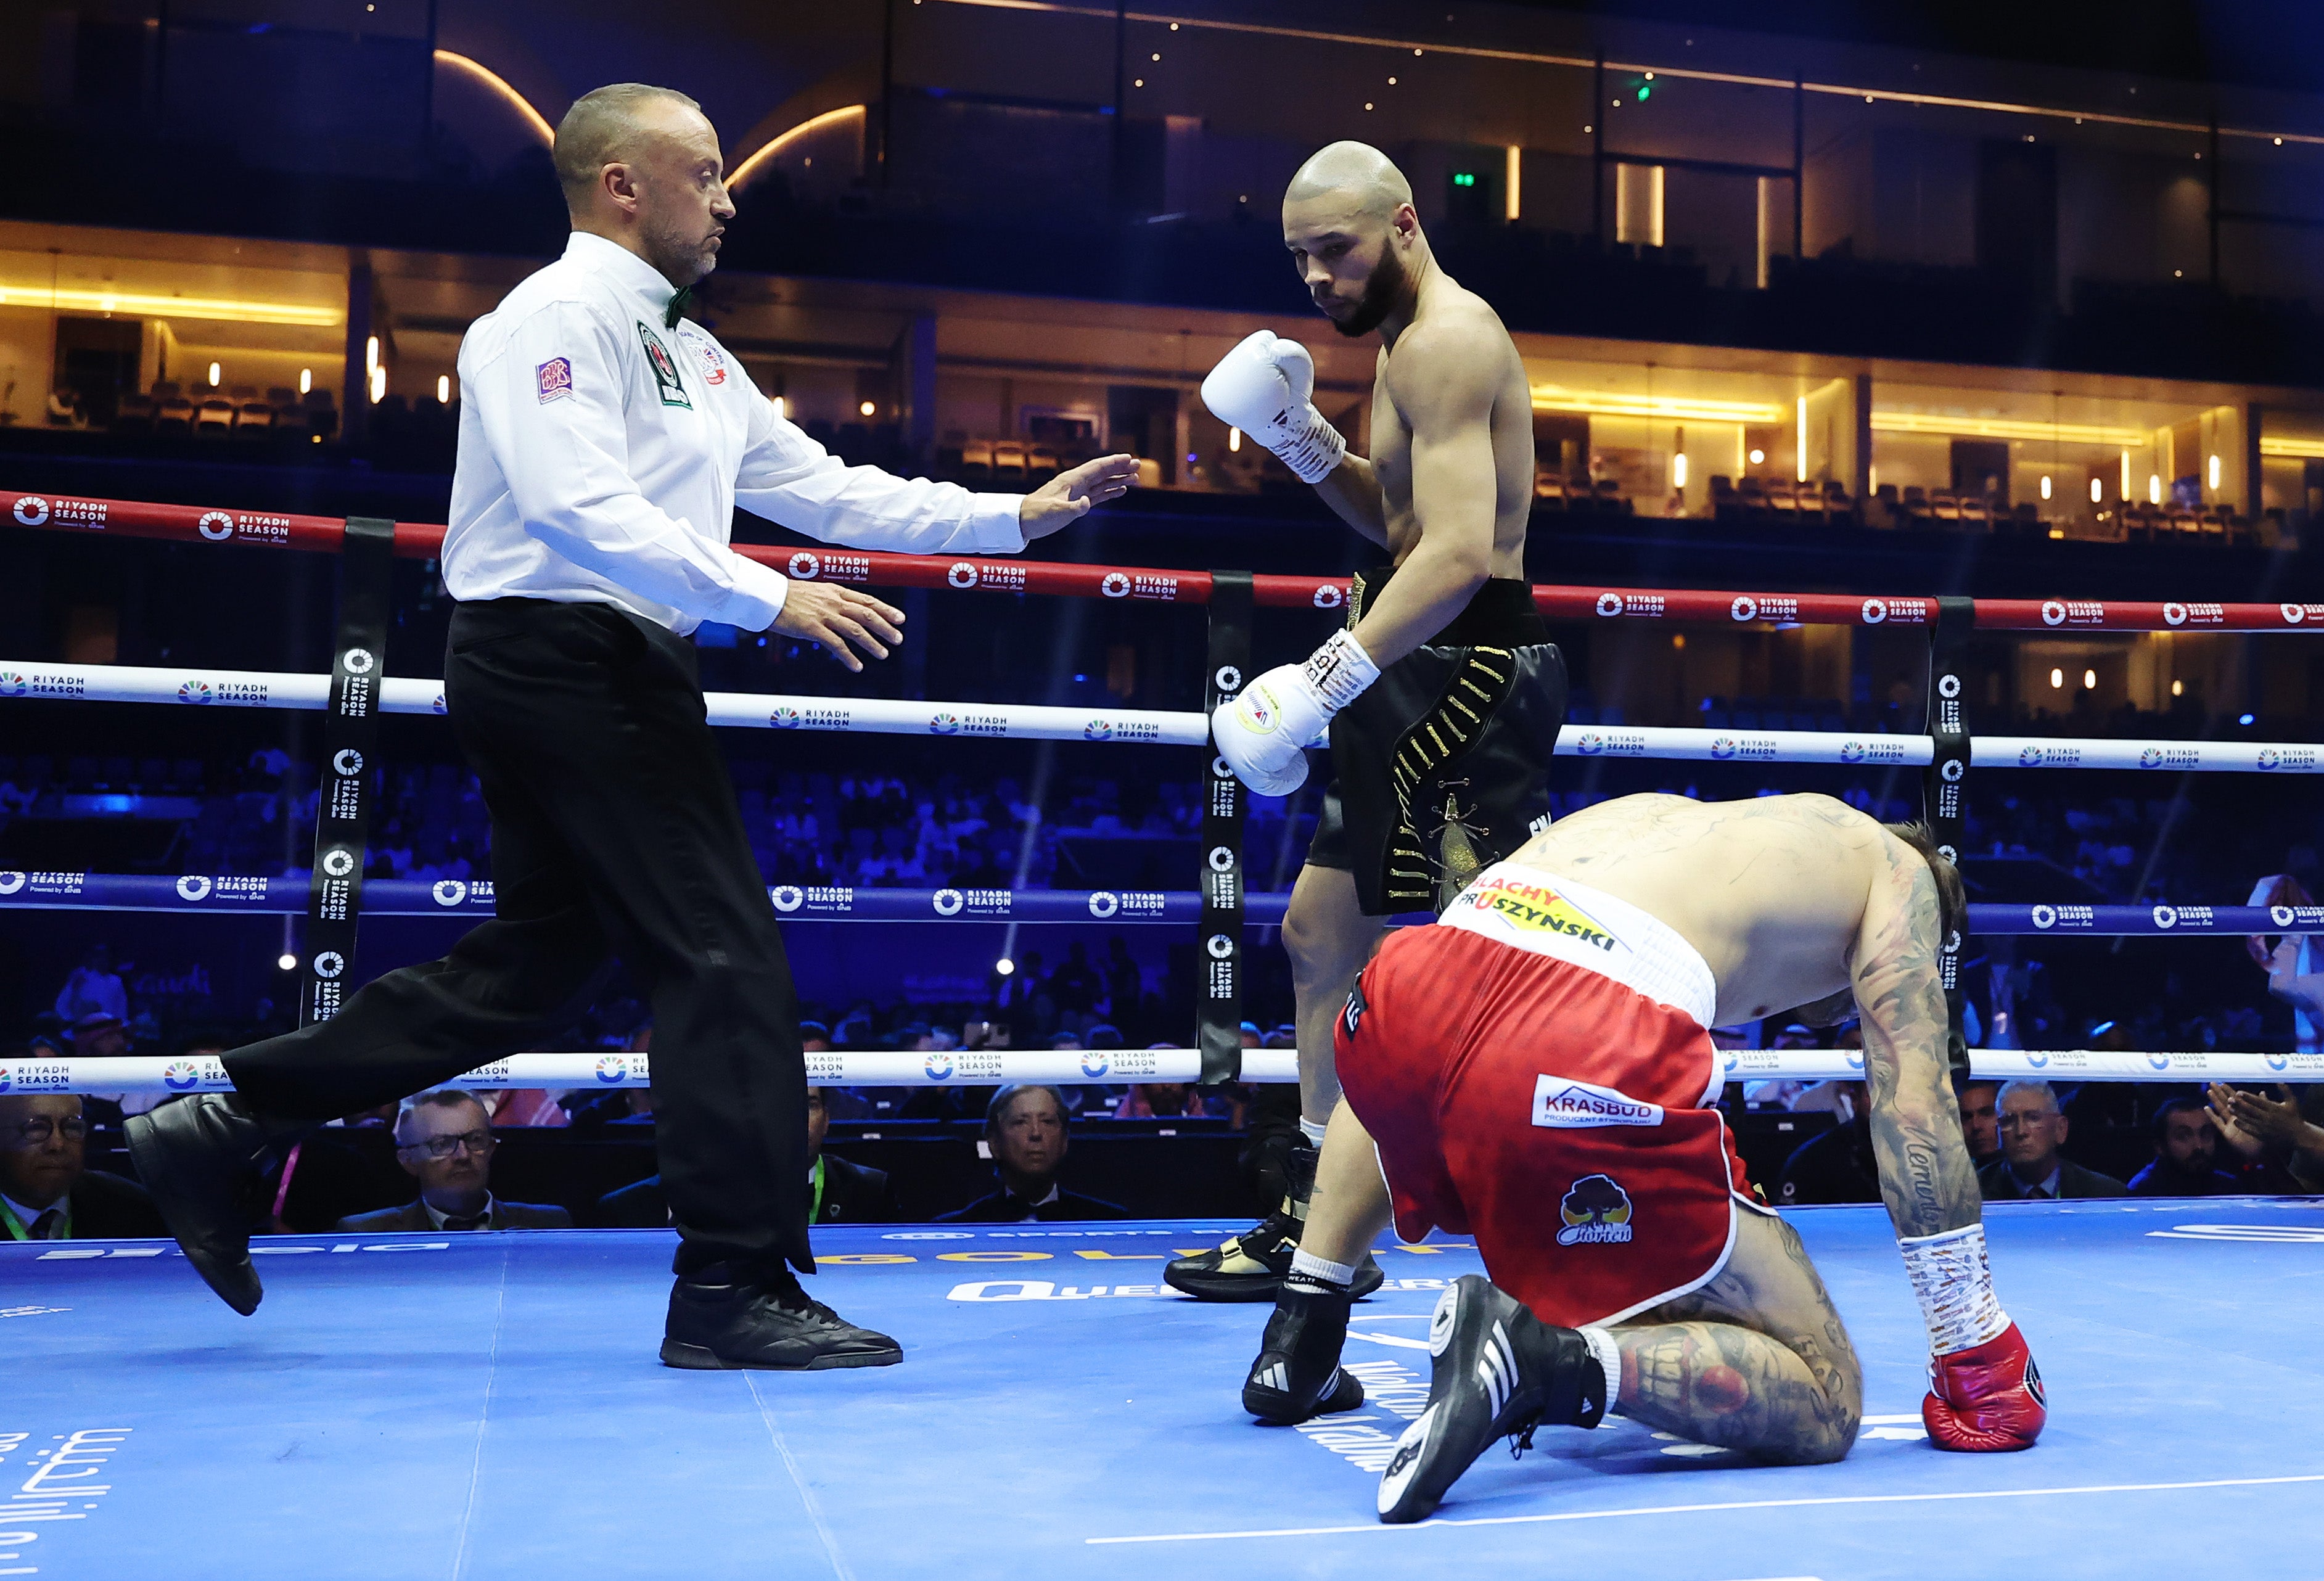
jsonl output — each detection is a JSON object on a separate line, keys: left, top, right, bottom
{"left": 1335, "top": 861, "right": 1767, "bottom": 1329}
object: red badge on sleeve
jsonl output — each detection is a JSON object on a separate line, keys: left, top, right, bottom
{"left": 536, "top": 358, "right": 573, "bottom": 403}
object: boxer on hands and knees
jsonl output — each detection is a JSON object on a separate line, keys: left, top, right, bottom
{"left": 125, "top": 83, "right": 1135, "bottom": 1369}
{"left": 1166, "top": 141, "right": 1565, "bottom": 1308}
{"left": 1242, "top": 793, "right": 2045, "bottom": 1521}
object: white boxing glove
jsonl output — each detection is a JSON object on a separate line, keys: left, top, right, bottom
{"left": 1212, "top": 630, "right": 1381, "bottom": 796}
{"left": 1200, "top": 330, "right": 1347, "bottom": 485}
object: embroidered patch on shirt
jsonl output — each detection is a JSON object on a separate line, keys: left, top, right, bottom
{"left": 636, "top": 322, "right": 692, "bottom": 409}
{"left": 680, "top": 328, "right": 728, "bottom": 386}
{"left": 535, "top": 357, "right": 572, "bottom": 403}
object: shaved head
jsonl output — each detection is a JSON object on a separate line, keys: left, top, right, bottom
{"left": 1286, "top": 141, "right": 1413, "bottom": 222}
{"left": 553, "top": 83, "right": 707, "bottom": 210}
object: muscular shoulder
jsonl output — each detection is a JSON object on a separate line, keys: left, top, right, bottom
{"left": 1382, "top": 291, "right": 1515, "bottom": 418}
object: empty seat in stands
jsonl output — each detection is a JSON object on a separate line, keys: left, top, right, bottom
{"left": 992, "top": 441, "right": 1027, "bottom": 485}
{"left": 959, "top": 438, "right": 993, "bottom": 485}
{"left": 155, "top": 396, "right": 194, "bottom": 435}
{"left": 1026, "top": 446, "right": 1059, "bottom": 485}
{"left": 233, "top": 401, "right": 274, "bottom": 435}
{"left": 193, "top": 397, "right": 235, "bottom": 437}
{"left": 113, "top": 393, "right": 157, "bottom": 433}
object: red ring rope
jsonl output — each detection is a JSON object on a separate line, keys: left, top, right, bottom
{"left": 7, "top": 487, "right": 2317, "bottom": 633}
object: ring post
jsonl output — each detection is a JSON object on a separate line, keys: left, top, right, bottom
{"left": 1923, "top": 594, "right": 1976, "bottom": 1072}
{"left": 298, "top": 517, "right": 396, "bottom": 1027}
{"left": 1197, "top": 570, "right": 1254, "bottom": 1085}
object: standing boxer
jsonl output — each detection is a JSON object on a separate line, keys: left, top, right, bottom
{"left": 128, "top": 82, "right": 1136, "bottom": 1371}
{"left": 1167, "top": 142, "right": 1565, "bottom": 1306}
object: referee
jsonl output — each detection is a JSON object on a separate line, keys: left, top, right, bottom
{"left": 128, "top": 83, "right": 1136, "bottom": 1371}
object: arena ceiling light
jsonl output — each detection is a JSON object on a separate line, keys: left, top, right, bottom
{"left": 1870, "top": 411, "right": 2148, "bottom": 447}
{"left": 2259, "top": 436, "right": 2324, "bottom": 459}
{"left": 728, "top": 105, "right": 868, "bottom": 190}
{"left": 1529, "top": 386, "right": 1783, "bottom": 424}
{"left": 433, "top": 50, "right": 553, "bottom": 145}
{"left": 0, "top": 284, "right": 341, "bottom": 327}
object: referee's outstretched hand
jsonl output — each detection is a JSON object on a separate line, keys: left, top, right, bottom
{"left": 772, "top": 581, "right": 906, "bottom": 673}
{"left": 1020, "top": 453, "right": 1141, "bottom": 540}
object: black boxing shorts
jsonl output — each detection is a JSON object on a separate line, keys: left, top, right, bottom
{"left": 1305, "top": 569, "right": 1567, "bottom": 916}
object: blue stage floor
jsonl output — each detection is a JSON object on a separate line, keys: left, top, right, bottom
{"left": 7, "top": 1199, "right": 2324, "bottom": 1580}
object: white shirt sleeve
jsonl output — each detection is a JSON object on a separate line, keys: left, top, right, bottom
{"left": 468, "top": 301, "right": 794, "bottom": 630}
{"left": 734, "top": 387, "right": 1026, "bottom": 556}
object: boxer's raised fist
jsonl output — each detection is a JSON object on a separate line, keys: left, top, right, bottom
{"left": 1923, "top": 1321, "right": 2046, "bottom": 1452}
{"left": 1201, "top": 331, "right": 1347, "bottom": 485}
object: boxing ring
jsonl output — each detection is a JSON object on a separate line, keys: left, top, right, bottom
{"left": 7, "top": 486, "right": 2324, "bottom": 1577}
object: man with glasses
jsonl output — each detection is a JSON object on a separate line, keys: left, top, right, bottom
{"left": 1976, "top": 1080, "right": 2125, "bottom": 1201}
{"left": 0, "top": 1093, "right": 163, "bottom": 1240}
{"left": 335, "top": 1091, "right": 570, "bottom": 1233}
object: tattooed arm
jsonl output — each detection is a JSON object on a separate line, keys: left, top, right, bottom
{"left": 1852, "top": 836, "right": 1981, "bottom": 1239}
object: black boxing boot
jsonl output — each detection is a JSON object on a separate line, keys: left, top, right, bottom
{"left": 1243, "top": 1257, "right": 1367, "bottom": 1424}
{"left": 1165, "top": 1143, "right": 1384, "bottom": 1302}
{"left": 661, "top": 1265, "right": 903, "bottom": 1371}
{"left": 127, "top": 1093, "right": 314, "bottom": 1316}
{"left": 1376, "top": 1275, "right": 1611, "bottom": 1524}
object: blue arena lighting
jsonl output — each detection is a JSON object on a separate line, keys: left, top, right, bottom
{"left": 2240, "top": 713, "right": 2256, "bottom": 725}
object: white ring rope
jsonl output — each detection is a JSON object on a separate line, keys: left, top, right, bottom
{"left": 5, "top": 661, "right": 2317, "bottom": 770}
{"left": 10, "top": 1046, "right": 2318, "bottom": 1095}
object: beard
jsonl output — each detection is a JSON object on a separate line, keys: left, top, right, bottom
{"left": 1329, "top": 244, "right": 1408, "bottom": 338}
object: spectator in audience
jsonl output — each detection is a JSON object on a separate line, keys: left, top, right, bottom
{"left": 2248, "top": 875, "right": 2323, "bottom": 1053}
{"left": 70, "top": 1011, "right": 128, "bottom": 1060}
{"left": 567, "top": 1025, "right": 655, "bottom": 1130}
{"left": 1048, "top": 942, "right": 1104, "bottom": 1037}
{"left": 0, "top": 1094, "right": 165, "bottom": 1239}
{"left": 54, "top": 944, "right": 128, "bottom": 1026}
{"left": 1963, "top": 938, "right": 2063, "bottom": 1050}
{"left": 935, "top": 1084, "right": 1125, "bottom": 1222}
{"left": 1774, "top": 1084, "right": 1879, "bottom": 1206}
{"left": 1977, "top": 1080, "right": 2126, "bottom": 1199}
{"left": 1957, "top": 1080, "right": 2003, "bottom": 1166}
{"left": 2126, "top": 1097, "right": 2243, "bottom": 1196}
{"left": 2209, "top": 1082, "right": 2324, "bottom": 1192}
{"left": 600, "top": 1086, "right": 895, "bottom": 1226}
{"left": 1114, "top": 1082, "right": 1213, "bottom": 1119}
{"left": 335, "top": 1091, "right": 570, "bottom": 1232}
{"left": 488, "top": 1087, "right": 572, "bottom": 1127}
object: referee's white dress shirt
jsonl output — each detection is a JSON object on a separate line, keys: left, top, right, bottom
{"left": 445, "top": 231, "right": 1025, "bottom": 636}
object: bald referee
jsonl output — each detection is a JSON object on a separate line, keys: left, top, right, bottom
{"left": 128, "top": 83, "right": 1137, "bottom": 1371}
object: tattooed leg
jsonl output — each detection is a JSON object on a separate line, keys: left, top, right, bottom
{"left": 1611, "top": 1209, "right": 1863, "bottom": 1464}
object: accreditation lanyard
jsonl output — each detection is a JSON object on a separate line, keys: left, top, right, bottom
{"left": 0, "top": 1198, "right": 68, "bottom": 1241}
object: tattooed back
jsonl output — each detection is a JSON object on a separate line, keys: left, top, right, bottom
{"left": 1505, "top": 792, "right": 1896, "bottom": 1025}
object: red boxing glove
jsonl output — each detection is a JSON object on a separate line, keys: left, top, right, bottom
{"left": 1923, "top": 1321, "right": 2047, "bottom": 1452}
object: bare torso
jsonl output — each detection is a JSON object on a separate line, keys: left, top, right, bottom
{"left": 1368, "top": 279, "right": 1532, "bottom": 577}
{"left": 1502, "top": 794, "right": 1889, "bottom": 1024}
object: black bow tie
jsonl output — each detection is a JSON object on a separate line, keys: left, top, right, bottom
{"left": 665, "top": 286, "right": 692, "bottom": 329}
{"left": 442, "top": 1211, "right": 490, "bottom": 1232}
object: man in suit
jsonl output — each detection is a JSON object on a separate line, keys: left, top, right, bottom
{"left": 599, "top": 1085, "right": 896, "bottom": 1226}
{"left": 1976, "top": 1080, "right": 2125, "bottom": 1201}
{"left": 936, "top": 1085, "right": 1125, "bottom": 1223}
{"left": 336, "top": 1091, "right": 571, "bottom": 1233}
{"left": 0, "top": 1094, "right": 165, "bottom": 1240}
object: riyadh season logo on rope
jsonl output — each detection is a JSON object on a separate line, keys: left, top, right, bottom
{"left": 2164, "top": 602, "right": 2190, "bottom": 626}
{"left": 2270, "top": 1052, "right": 2293, "bottom": 1072}
{"left": 1213, "top": 665, "right": 1243, "bottom": 694}
{"left": 772, "top": 885, "right": 804, "bottom": 913}
{"left": 342, "top": 648, "right": 376, "bottom": 676}
{"left": 928, "top": 712, "right": 961, "bottom": 736}
{"left": 924, "top": 1052, "right": 955, "bottom": 1082}
{"left": 2042, "top": 601, "right": 2068, "bottom": 626}
{"left": 12, "top": 496, "right": 51, "bottom": 526}
{"left": 594, "top": 1056, "right": 628, "bottom": 1084}
{"left": 2031, "top": 904, "right": 2058, "bottom": 930}
{"left": 771, "top": 706, "right": 801, "bottom": 729}
{"left": 163, "top": 1061, "right": 207, "bottom": 1090}
{"left": 1940, "top": 759, "right": 1965, "bottom": 782}
{"left": 333, "top": 749, "right": 364, "bottom": 777}
{"left": 311, "top": 951, "right": 346, "bottom": 979}
{"left": 788, "top": 551, "right": 821, "bottom": 579}
{"left": 432, "top": 880, "right": 468, "bottom": 907}
{"left": 1862, "top": 597, "right": 1888, "bottom": 623}
{"left": 1312, "top": 583, "right": 1345, "bottom": 609}
{"left": 321, "top": 848, "right": 356, "bottom": 878}
{"left": 1730, "top": 595, "right": 1758, "bottom": 622}
{"left": 2148, "top": 1051, "right": 2174, "bottom": 1071}
{"left": 1595, "top": 593, "right": 1625, "bottom": 617}
{"left": 176, "top": 875, "right": 214, "bottom": 902}
{"left": 2153, "top": 905, "right": 2179, "bottom": 929}
{"left": 1101, "top": 572, "right": 1131, "bottom": 599}
{"left": 178, "top": 679, "right": 213, "bottom": 704}
{"left": 1710, "top": 736, "right": 1738, "bottom": 759}
{"left": 1084, "top": 718, "right": 1114, "bottom": 741}
{"left": 1937, "top": 673, "right": 1963, "bottom": 700}
{"left": 948, "top": 562, "right": 980, "bottom": 589}
{"left": 1088, "top": 891, "right": 1120, "bottom": 919}
{"left": 933, "top": 889, "right": 966, "bottom": 916}
{"left": 2284, "top": 604, "right": 2307, "bottom": 625}
{"left": 1080, "top": 1053, "right": 1111, "bottom": 1080}
{"left": 1206, "top": 933, "right": 1234, "bottom": 960}
{"left": 198, "top": 511, "right": 235, "bottom": 541}
{"left": 0, "top": 671, "right": 23, "bottom": 696}
{"left": 0, "top": 873, "right": 23, "bottom": 895}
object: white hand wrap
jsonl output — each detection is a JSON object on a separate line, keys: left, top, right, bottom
{"left": 1898, "top": 1222, "right": 2012, "bottom": 1356}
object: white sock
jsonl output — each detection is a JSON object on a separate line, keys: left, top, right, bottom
{"left": 1898, "top": 1222, "right": 2011, "bottom": 1355}
{"left": 1288, "top": 1247, "right": 1357, "bottom": 1289}
{"left": 1299, "top": 1117, "right": 1328, "bottom": 1148}
{"left": 1577, "top": 1325, "right": 1624, "bottom": 1417}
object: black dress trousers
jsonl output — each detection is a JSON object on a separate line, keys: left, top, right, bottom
{"left": 224, "top": 598, "right": 811, "bottom": 1276}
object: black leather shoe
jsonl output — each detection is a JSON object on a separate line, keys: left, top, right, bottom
{"left": 1165, "top": 1144, "right": 1388, "bottom": 1303}
{"left": 1244, "top": 1281, "right": 1366, "bottom": 1424}
{"left": 660, "top": 1270, "right": 903, "bottom": 1371}
{"left": 1376, "top": 1275, "right": 1606, "bottom": 1524}
{"left": 125, "top": 1094, "right": 306, "bottom": 1316}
